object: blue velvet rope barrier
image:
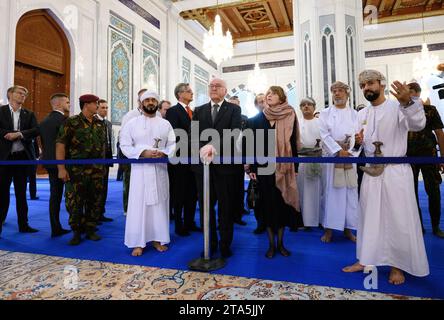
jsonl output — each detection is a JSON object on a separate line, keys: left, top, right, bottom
{"left": 0, "top": 156, "right": 443, "bottom": 166}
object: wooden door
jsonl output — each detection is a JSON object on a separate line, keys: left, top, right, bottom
{"left": 14, "top": 63, "right": 65, "bottom": 122}
{"left": 14, "top": 10, "right": 71, "bottom": 174}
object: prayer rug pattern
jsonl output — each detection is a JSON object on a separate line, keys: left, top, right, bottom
{"left": 0, "top": 250, "right": 427, "bottom": 300}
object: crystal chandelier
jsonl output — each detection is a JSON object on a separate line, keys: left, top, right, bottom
{"left": 247, "top": 62, "right": 268, "bottom": 95}
{"left": 247, "top": 40, "right": 267, "bottom": 95}
{"left": 412, "top": 15, "right": 439, "bottom": 100}
{"left": 412, "top": 43, "right": 439, "bottom": 81}
{"left": 202, "top": 9, "right": 233, "bottom": 66}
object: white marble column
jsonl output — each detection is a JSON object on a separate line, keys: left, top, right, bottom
{"left": 164, "top": 3, "right": 181, "bottom": 102}
{"left": 293, "top": 0, "right": 366, "bottom": 109}
{"left": 0, "top": 0, "right": 14, "bottom": 103}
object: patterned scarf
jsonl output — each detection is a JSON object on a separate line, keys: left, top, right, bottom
{"left": 263, "top": 102, "right": 301, "bottom": 211}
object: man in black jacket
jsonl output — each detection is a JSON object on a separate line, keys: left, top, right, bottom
{"left": 190, "top": 78, "right": 242, "bottom": 258}
{"left": 0, "top": 85, "right": 39, "bottom": 235}
{"left": 228, "top": 96, "right": 248, "bottom": 226}
{"left": 166, "top": 83, "right": 199, "bottom": 236}
{"left": 39, "top": 93, "right": 71, "bottom": 237}
{"left": 96, "top": 99, "right": 113, "bottom": 223}
{"left": 27, "top": 138, "right": 40, "bottom": 200}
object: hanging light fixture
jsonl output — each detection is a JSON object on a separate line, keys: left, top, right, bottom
{"left": 412, "top": 13, "right": 439, "bottom": 100}
{"left": 247, "top": 39, "right": 268, "bottom": 95}
{"left": 202, "top": 0, "right": 233, "bottom": 66}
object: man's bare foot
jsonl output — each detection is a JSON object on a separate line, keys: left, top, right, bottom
{"left": 131, "top": 247, "right": 143, "bottom": 256}
{"left": 389, "top": 267, "right": 405, "bottom": 285}
{"left": 342, "top": 262, "right": 365, "bottom": 273}
{"left": 321, "top": 229, "right": 333, "bottom": 243}
{"left": 152, "top": 241, "right": 168, "bottom": 252}
{"left": 344, "top": 229, "right": 357, "bottom": 242}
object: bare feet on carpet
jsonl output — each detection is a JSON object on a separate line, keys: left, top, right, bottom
{"left": 342, "top": 262, "right": 365, "bottom": 273}
{"left": 344, "top": 229, "right": 356, "bottom": 242}
{"left": 132, "top": 247, "right": 143, "bottom": 256}
{"left": 389, "top": 267, "right": 405, "bottom": 285}
{"left": 152, "top": 241, "right": 168, "bottom": 252}
{"left": 321, "top": 229, "right": 333, "bottom": 243}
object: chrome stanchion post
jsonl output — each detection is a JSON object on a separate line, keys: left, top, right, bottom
{"left": 188, "top": 161, "right": 226, "bottom": 271}
{"left": 203, "top": 161, "right": 210, "bottom": 260}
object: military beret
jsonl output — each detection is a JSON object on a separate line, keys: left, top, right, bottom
{"left": 79, "top": 94, "right": 100, "bottom": 103}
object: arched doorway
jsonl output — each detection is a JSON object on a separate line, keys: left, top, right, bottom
{"left": 14, "top": 9, "right": 71, "bottom": 122}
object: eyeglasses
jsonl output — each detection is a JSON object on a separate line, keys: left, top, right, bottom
{"left": 208, "top": 85, "right": 225, "bottom": 90}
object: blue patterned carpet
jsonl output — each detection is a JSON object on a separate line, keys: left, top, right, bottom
{"left": 0, "top": 179, "right": 443, "bottom": 299}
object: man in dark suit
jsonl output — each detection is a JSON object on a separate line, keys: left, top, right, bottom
{"left": 96, "top": 99, "right": 113, "bottom": 223}
{"left": 166, "top": 83, "right": 199, "bottom": 237}
{"left": 0, "top": 85, "right": 39, "bottom": 235}
{"left": 159, "top": 100, "right": 172, "bottom": 119}
{"left": 27, "top": 138, "right": 40, "bottom": 200}
{"left": 190, "top": 78, "right": 242, "bottom": 258}
{"left": 39, "top": 93, "right": 71, "bottom": 237}
{"left": 228, "top": 96, "right": 248, "bottom": 226}
{"left": 250, "top": 93, "right": 266, "bottom": 234}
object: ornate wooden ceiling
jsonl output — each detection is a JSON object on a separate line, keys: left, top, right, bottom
{"left": 172, "top": 0, "right": 444, "bottom": 42}
{"left": 363, "top": 0, "right": 444, "bottom": 24}
{"left": 177, "top": 0, "right": 293, "bottom": 43}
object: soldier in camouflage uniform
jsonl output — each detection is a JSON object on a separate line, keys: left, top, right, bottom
{"left": 407, "top": 83, "right": 444, "bottom": 238}
{"left": 56, "top": 94, "right": 107, "bottom": 245}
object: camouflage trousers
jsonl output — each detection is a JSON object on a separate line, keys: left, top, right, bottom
{"left": 412, "top": 164, "right": 442, "bottom": 229}
{"left": 65, "top": 166, "right": 105, "bottom": 232}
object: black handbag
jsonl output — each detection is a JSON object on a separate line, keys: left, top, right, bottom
{"left": 246, "top": 179, "right": 259, "bottom": 210}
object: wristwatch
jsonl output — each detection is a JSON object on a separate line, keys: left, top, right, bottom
{"left": 401, "top": 97, "right": 417, "bottom": 108}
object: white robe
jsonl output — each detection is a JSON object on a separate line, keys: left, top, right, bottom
{"left": 297, "top": 118, "right": 322, "bottom": 227}
{"left": 357, "top": 99, "right": 429, "bottom": 276}
{"left": 120, "top": 115, "right": 176, "bottom": 248}
{"left": 319, "top": 106, "right": 359, "bottom": 231}
{"left": 121, "top": 108, "right": 143, "bottom": 129}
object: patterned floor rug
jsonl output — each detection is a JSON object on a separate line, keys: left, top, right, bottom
{"left": 0, "top": 250, "right": 427, "bottom": 300}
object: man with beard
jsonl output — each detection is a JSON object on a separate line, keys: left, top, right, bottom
{"left": 120, "top": 89, "right": 147, "bottom": 215}
{"left": 343, "top": 70, "right": 429, "bottom": 285}
{"left": 319, "top": 81, "right": 359, "bottom": 243}
{"left": 297, "top": 97, "right": 322, "bottom": 230}
{"left": 120, "top": 91, "right": 176, "bottom": 256}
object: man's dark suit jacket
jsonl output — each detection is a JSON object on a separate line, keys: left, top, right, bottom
{"left": 166, "top": 103, "right": 192, "bottom": 159}
{"left": 104, "top": 119, "right": 113, "bottom": 166}
{"left": 39, "top": 111, "right": 66, "bottom": 169}
{"left": 190, "top": 100, "right": 242, "bottom": 174}
{"left": 0, "top": 104, "right": 39, "bottom": 160}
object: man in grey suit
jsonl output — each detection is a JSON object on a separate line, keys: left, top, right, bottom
{"left": 39, "top": 93, "right": 71, "bottom": 237}
{"left": 96, "top": 99, "right": 113, "bottom": 223}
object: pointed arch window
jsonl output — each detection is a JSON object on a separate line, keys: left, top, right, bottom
{"left": 321, "top": 25, "right": 336, "bottom": 107}
{"left": 303, "top": 33, "right": 313, "bottom": 97}
{"left": 346, "top": 26, "right": 357, "bottom": 109}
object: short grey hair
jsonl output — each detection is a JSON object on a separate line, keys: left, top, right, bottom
{"left": 299, "top": 97, "right": 316, "bottom": 107}
{"left": 174, "top": 83, "right": 189, "bottom": 100}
